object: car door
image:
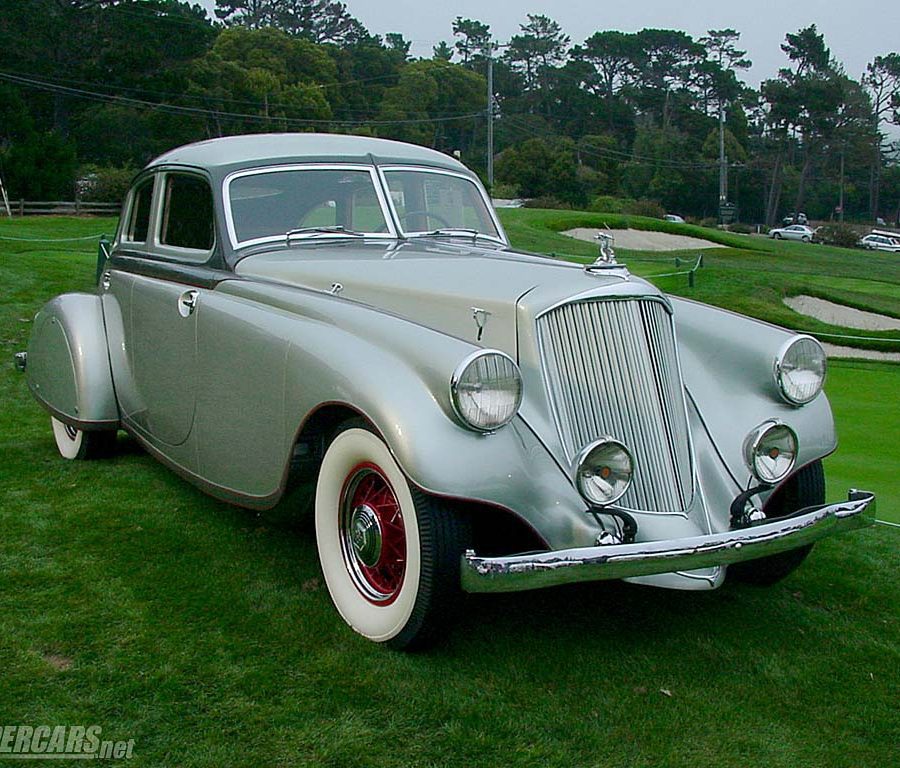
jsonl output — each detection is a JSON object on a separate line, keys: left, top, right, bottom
{"left": 107, "top": 172, "right": 214, "bottom": 450}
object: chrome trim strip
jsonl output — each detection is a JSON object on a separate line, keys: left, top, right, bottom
{"left": 222, "top": 163, "right": 398, "bottom": 250}
{"left": 460, "top": 490, "right": 876, "bottom": 593}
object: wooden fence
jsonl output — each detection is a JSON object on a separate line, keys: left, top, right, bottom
{"left": 8, "top": 200, "right": 120, "bottom": 216}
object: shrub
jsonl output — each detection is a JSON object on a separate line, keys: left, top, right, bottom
{"left": 490, "top": 182, "right": 519, "bottom": 199}
{"left": 77, "top": 164, "right": 137, "bottom": 203}
{"left": 699, "top": 217, "right": 719, "bottom": 229}
{"left": 588, "top": 195, "right": 629, "bottom": 213}
{"left": 729, "top": 222, "right": 753, "bottom": 234}
{"left": 623, "top": 198, "right": 665, "bottom": 219}
{"left": 523, "top": 195, "right": 572, "bottom": 210}
{"left": 814, "top": 223, "right": 860, "bottom": 248}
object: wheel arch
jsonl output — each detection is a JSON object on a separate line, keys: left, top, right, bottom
{"left": 282, "top": 400, "right": 551, "bottom": 554}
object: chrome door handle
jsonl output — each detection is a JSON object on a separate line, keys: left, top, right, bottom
{"left": 177, "top": 290, "right": 199, "bottom": 317}
{"left": 101, "top": 271, "right": 111, "bottom": 291}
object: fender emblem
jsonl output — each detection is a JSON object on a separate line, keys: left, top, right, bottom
{"left": 471, "top": 307, "right": 491, "bottom": 341}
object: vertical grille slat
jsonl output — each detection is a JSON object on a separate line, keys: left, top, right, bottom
{"left": 537, "top": 298, "right": 693, "bottom": 512}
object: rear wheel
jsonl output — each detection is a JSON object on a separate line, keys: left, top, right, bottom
{"left": 729, "top": 461, "right": 825, "bottom": 585}
{"left": 314, "top": 421, "right": 469, "bottom": 650}
{"left": 51, "top": 417, "right": 117, "bottom": 460}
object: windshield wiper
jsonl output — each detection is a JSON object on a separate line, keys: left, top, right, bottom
{"left": 415, "top": 228, "right": 500, "bottom": 243}
{"left": 285, "top": 225, "right": 365, "bottom": 243}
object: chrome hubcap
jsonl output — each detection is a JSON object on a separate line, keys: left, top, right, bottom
{"left": 349, "top": 504, "right": 382, "bottom": 567}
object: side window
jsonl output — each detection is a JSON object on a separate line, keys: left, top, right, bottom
{"left": 159, "top": 174, "right": 214, "bottom": 254}
{"left": 124, "top": 178, "right": 154, "bottom": 243}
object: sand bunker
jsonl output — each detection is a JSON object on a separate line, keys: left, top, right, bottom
{"left": 784, "top": 296, "right": 900, "bottom": 332}
{"left": 563, "top": 228, "right": 725, "bottom": 252}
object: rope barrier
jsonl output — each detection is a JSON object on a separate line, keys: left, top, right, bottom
{"left": 647, "top": 254, "right": 704, "bottom": 280}
{"left": 0, "top": 233, "right": 104, "bottom": 242}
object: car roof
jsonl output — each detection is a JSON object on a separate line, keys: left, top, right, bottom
{"left": 145, "top": 133, "right": 470, "bottom": 175}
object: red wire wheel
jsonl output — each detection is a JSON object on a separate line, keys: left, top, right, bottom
{"left": 339, "top": 462, "right": 407, "bottom": 604}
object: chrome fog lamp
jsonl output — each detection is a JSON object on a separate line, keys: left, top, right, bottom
{"left": 774, "top": 335, "right": 826, "bottom": 405}
{"left": 574, "top": 438, "right": 634, "bottom": 506}
{"left": 450, "top": 350, "right": 523, "bottom": 432}
{"left": 745, "top": 420, "right": 798, "bottom": 484}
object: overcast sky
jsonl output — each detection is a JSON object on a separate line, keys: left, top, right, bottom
{"left": 198, "top": 0, "right": 898, "bottom": 85}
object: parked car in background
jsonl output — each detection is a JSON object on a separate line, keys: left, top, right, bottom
{"left": 769, "top": 224, "right": 815, "bottom": 242}
{"left": 859, "top": 232, "right": 900, "bottom": 252}
{"left": 769, "top": 224, "right": 815, "bottom": 243}
{"left": 782, "top": 212, "right": 808, "bottom": 225}
{"left": 18, "top": 134, "right": 875, "bottom": 649}
{"left": 664, "top": 214, "right": 685, "bottom": 224}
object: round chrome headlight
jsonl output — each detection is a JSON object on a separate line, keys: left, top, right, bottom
{"left": 745, "top": 421, "right": 797, "bottom": 484}
{"left": 450, "top": 350, "right": 523, "bottom": 432}
{"left": 574, "top": 438, "right": 634, "bottom": 506}
{"left": 774, "top": 335, "right": 826, "bottom": 405}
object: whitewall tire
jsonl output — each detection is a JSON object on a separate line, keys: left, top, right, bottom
{"left": 51, "top": 417, "right": 116, "bottom": 460}
{"left": 315, "top": 423, "right": 469, "bottom": 649}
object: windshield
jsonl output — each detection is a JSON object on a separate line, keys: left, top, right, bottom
{"left": 227, "top": 167, "right": 391, "bottom": 247}
{"left": 383, "top": 169, "right": 500, "bottom": 240}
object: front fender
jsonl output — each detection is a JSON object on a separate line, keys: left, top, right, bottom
{"left": 26, "top": 293, "right": 119, "bottom": 429}
{"left": 671, "top": 297, "right": 836, "bottom": 488}
{"left": 217, "top": 280, "right": 595, "bottom": 550}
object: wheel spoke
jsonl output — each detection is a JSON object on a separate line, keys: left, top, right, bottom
{"left": 341, "top": 464, "right": 407, "bottom": 603}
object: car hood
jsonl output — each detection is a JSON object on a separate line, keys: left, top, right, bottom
{"left": 234, "top": 239, "right": 661, "bottom": 355}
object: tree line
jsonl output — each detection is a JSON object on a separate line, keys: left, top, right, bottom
{"left": 0, "top": 0, "right": 898, "bottom": 225}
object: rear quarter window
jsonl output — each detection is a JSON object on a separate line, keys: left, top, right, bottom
{"left": 123, "top": 178, "right": 154, "bottom": 243}
{"left": 159, "top": 174, "right": 215, "bottom": 255}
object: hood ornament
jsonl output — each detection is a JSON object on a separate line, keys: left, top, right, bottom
{"left": 471, "top": 307, "right": 491, "bottom": 341}
{"left": 585, "top": 231, "right": 629, "bottom": 278}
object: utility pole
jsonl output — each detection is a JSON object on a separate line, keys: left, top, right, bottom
{"left": 718, "top": 104, "right": 728, "bottom": 211}
{"left": 838, "top": 147, "right": 845, "bottom": 223}
{"left": 487, "top": 50, "right": 494, "bottom": 189}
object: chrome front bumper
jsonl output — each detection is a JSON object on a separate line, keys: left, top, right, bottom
{"left": 460, "top": 490, "right": 875, "bottom": 593}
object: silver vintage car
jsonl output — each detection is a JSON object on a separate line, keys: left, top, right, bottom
{"left": 20, "top": 134, "right": 874, "bottom": 649}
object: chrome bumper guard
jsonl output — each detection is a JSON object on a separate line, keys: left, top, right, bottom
{"left": 460, "top": 490, "right": 875, "bottom": 593}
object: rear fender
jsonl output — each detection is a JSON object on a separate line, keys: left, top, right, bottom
{"left": 26, "top": 293, "right": 118, "bottom": 429}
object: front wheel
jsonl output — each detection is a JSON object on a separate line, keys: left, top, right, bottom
{"left": 802, "top": 235, "right": 810, "bottom": 242}
{"left": 315, "top": 423, "right": 469, "bottom": 650}
{"left": 51, "top": 417, "right": 117, "bottom": 460}
{"left": 728, "top": 460, "right": 825, "bottom": 585}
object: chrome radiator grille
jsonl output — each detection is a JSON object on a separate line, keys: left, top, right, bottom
{"left": 536, "top": 297, "right": 693, "bottom": 512}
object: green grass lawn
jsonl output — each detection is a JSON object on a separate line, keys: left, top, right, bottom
{"left": 1, "top": 216, "right": 897, "bottom": 767}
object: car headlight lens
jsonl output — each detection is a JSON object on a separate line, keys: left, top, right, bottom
{"left": 745, "top": 421, "right": 797, "bottom": 484}
{"left": 574, "top": 438, "right": 634, "bottom": 506}
{"left": 774, "top": 335, "right": 826, "bottom": 405}
{"left": 450, "top": 350, "right": 522, "bottom": 432}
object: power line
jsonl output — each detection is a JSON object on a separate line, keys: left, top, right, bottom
{"left": 0, "top": 69, "right": 461, "bottom": 116}
{"left": 0, "top": 71, "right": 482, "bottom": 127}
